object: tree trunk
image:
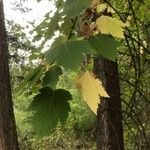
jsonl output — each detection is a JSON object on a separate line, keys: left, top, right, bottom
{"left": 94, "top": 57, "right": 124, "bottom": 150}
{"left": 0, "top": 1, "right": 19, "bottom": 149}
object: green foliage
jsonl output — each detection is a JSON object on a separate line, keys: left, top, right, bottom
{"left": 19, "top": 72, "right": 96, "bottom": 148}
{"left": 14, "top": 73, "right": 97, "bottom": 149}
{"left": 45, "top": 36, "right": 95, "bottom": 70}
{"left": 88, "top": 34, "right": 120, "bottom": 61}
{"left": 8, "top": 0, "right": 150, "bottom": 149}
{"left": 59, "top": 17, "right": 73, "bottom": 35}
{"left": 42, "top": 66, "right": 62, "bottom": 89}
{"left": 33, "top": 12, "right": 61, "bottom": 44}
{"left": 29, "top": 87, "right": 72, "bottom": 137}
{"left": 13, "top": 0, "right": 127, "bottom": 139}
{"left": 13, "top": 0, "right": 125, "bottom": 137}
{"left": 63, "top": 0, "right": 91, "bottom": 17}
{"left": 15, "top": 65, "right": 45, "bottom": 94}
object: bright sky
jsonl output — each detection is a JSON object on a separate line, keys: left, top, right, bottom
{"left": 4, "top": 0, "right": 56, "bottom": 50}
{"left": 4, "top": 0, "right": 55, "bottom": 26}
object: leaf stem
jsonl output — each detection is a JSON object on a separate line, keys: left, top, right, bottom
{"left": 67, "top": 17, "right": 77, "bottom": 41}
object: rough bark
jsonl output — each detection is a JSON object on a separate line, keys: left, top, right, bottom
{"left": 94, "top": 57, "right": 124, "bottom": 150}
{"left": 0, "top": 1, "right": 19, "bottom": 149}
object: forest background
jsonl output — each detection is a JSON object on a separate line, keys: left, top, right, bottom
{"left": 1, "top": 0, "right": 150, "bottom": 149}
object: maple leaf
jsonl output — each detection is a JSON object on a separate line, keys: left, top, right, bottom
{"left": 33, "top": 12, "right": 61, "bottom": 43}
{"left": 42, "top": 66, "right": 62, "bottom": 89}
{"left": 59, "top": 17, "right": 73, "bottom": 35}
{"left": 29, "top": 87, "right": 72, "bottom": 137}
{"left": 76, "top": 71, "right": 109, "bottom": 114}
{"left": 64, "top": 0, "right": 91, "bottom": 17}
{"left": 45, "top": 36, "right": 95, "bottom": 70}
{"left": 96, "top": 16, "right": 126, "bottom": 38}
{"left": 88, "top": 34, "right": 120, "bottom": 61}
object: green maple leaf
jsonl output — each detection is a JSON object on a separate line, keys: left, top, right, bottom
{"left": 44, "top": 12, "right": 61, "bottom": 40}
{"left": 29, "top": 87, "right": 72, "bottom": 137}
{"left": 42, "top": 66, "right": 62, "bottom": 89}
{"left": 88, "top": 34, "right": 120, "bottom": 61}
{"left": 45, "top": 36, "right": 95, "bottom": 70}
{"left": 59, "top": 17, "right": 73, "bottom": 35}
{"left": 63, "top": 0, "right": 91, "bottom": 17}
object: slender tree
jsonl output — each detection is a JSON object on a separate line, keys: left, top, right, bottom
{"left": 94, "top": 57, "right": 124, "bottom": 150}
{"left": 0, "top": 0, "right": 19, "bottom": 149}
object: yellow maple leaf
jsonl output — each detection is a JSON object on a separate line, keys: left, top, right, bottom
{"left": 96, "top": 16, "right": 127, "bottom": 38}
{"left": 76, "top": 71, "right": 109, "bottom": 114}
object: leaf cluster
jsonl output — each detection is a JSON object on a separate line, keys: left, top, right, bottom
{"left": 19, "top": 0, "right": 128, "bottom": 137}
